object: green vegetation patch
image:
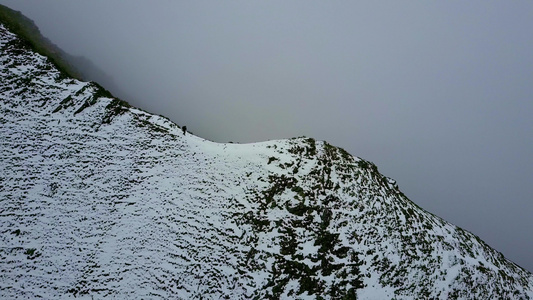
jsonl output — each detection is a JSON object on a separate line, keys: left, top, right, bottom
{"left": 0, "top": 4, "right": 82, "bottom": 79}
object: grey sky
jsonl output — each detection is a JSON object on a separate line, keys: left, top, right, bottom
{"left": 2, "top": 1, "right": 532, "bottom": 272}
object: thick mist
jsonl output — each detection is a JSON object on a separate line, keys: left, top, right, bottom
{"left": 1, "top": 1, "right": 532, "bottom": 272}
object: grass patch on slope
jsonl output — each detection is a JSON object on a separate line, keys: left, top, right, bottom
{"left": 0, "top": 4, "right": 81, "bottom": 80}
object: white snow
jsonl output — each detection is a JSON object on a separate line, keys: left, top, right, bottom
{"left": 1, "top": 22, "right": 532, "bottom": 299}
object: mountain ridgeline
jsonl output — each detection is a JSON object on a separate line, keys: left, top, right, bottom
{"left": 0, "top": 4, "right": 121, "bottom": 97}
{"left": 1, "top": 10, "right": 533, "bottom": 299}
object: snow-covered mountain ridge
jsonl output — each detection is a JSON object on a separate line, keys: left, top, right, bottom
{"left": 1, "top": 20, "right": 533, "bottom": 299}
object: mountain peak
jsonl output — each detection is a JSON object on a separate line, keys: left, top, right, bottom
{"left": 1, "top": 14, "right": 532, "bottom": 299}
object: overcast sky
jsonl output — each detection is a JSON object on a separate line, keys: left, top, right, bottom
{"left": 2, "top": 1, "right": 532, "bottom": 272}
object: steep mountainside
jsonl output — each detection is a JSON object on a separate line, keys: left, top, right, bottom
{"left": 0, "top": 4, "right": 118, "bottom": 91}
{"left": 0, "top": 4, "right": 83, "bottom": 79}
{"left": 1, "top": 19, "right": 533, "bottom": 299}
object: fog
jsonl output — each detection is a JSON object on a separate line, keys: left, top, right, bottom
{"left": 2, "top": 1, "right": 532, "bottom": 272}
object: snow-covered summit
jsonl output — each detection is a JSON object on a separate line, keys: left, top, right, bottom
{"left": 1, "top": 20, "right": 533, "bottom": 299}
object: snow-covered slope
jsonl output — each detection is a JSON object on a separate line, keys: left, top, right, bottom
{"left": 1, "top": 21, "right": 533, "bottom": 299}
